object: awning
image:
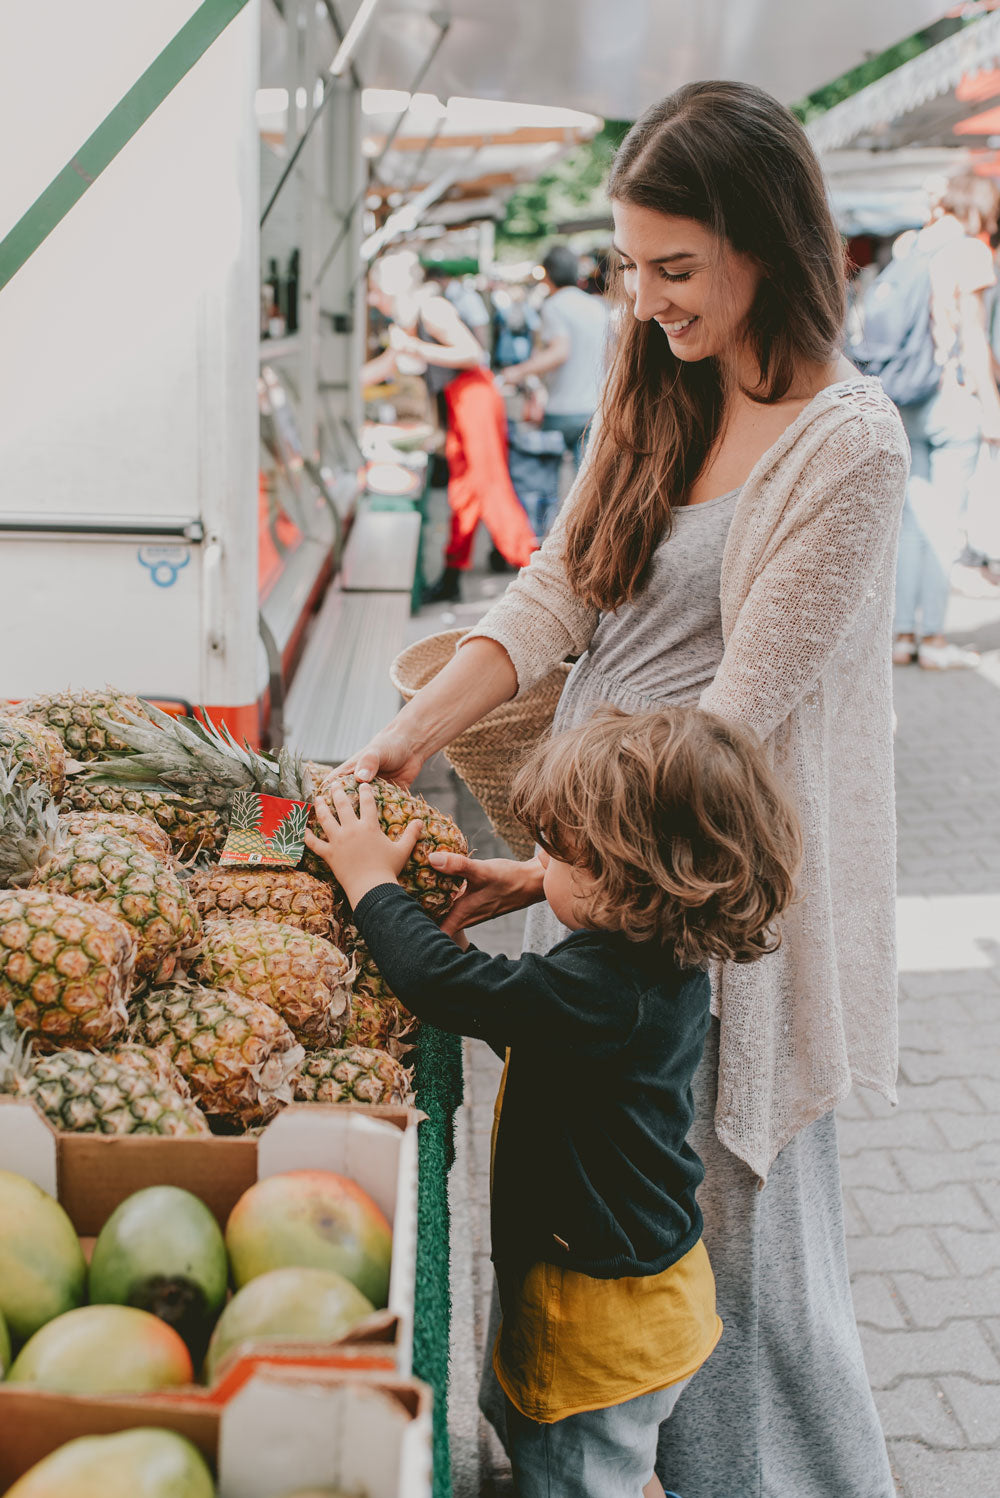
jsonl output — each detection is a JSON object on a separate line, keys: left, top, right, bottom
{"left": 807, "top": 9, "right": 1000, "bottom": 153}
{"left": 357, "top": 0, "right": 947, "bottom": 119}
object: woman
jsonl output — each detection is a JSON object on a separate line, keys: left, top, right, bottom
{"left": 348, "top": 83, "right": 908, "bottom": 1497}
{"left": 891, "top": 172, "right": 1000, "bottom": 669}
{"left": 367, "top": 252, "right": 538, "bottom": 604}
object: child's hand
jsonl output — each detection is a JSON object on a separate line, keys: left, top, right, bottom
{"left": 304, "top": 783, "right": 424, "bottom": 910}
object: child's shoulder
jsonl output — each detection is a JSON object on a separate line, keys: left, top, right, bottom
{"left": 545, "top": 929, "right": 695, "bottom": 998}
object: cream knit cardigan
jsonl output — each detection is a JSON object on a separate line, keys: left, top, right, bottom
{"left": 466, "top": 377, "right": 910, "bottom": 1179}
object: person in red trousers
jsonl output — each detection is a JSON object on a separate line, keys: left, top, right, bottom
{"left": 369, "top": 253, "right": 538, "bottom": 602}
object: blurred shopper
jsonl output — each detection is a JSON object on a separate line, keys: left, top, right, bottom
{"left": 491, "top": 282, "right": 541, "bottom": 370}
{"left": 962, "top": 220, "right": 1000, "bottom": 581}
{"left": 857, "top": 175, "right": 1000, "bottom": 668}
{"left": 501, "top": 245, "right": 610, "bottom": 471}
{"left": 348, "top": 82, "right": 907, "bottom": 1498}
{"left": 369, "top": 253, "right": 537, "bottom": 604}
{"left": 424, "top": 263, "right": 493, "bottom": 352}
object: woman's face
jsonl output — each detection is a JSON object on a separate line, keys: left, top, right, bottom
{"left": 611, "top": 200, "right": 762, "bottom": 364}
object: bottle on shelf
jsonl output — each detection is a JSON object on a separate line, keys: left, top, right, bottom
{"left": 265, "top": 257, "right": 285, "bottom": 340}
{"left": 284, "top": 248, "right": 299, "bottom": 334}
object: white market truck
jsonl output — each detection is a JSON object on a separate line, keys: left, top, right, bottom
{"left": 0, "top": 0, "right": 940, "bottom": 756}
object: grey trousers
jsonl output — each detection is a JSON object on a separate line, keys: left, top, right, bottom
{"left": 481, "top": 1021, "right": 894, "bottom": 1498}
{"left": 506, "top": 1379, "right": 691, "bottom": 1498}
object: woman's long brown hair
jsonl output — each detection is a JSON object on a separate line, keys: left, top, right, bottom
{"left": 566, "top": 81, "right": 847, "bottom": 611}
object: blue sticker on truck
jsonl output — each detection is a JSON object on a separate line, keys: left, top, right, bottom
{"left": 137, "top": 546, "right": 191, "bottom": 588}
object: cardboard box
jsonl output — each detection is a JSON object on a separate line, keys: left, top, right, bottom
{"left": 0, "top": 1098, "right": 419, "bottom": 1384}
{"left": 0, "top": 1368, "right": 432, "bottom": 1497}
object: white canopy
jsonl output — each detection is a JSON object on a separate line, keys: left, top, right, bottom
{"left": 358, "top": 0, "right": 949, "bottom": 119}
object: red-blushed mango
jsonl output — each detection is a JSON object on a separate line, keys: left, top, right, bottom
{"left": 6, "top": 1304, "right": 193, "bottom": 1393}
{"left": 4, "top": 1427, "right": 213, "bottom": 1498}
{"left": 225, "top": 1169, "right": 392, "bottom": 1307}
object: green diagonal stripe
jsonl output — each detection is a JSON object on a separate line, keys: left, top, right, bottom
{"left": 0, "top": 0, "right": 250, "bottom": 293}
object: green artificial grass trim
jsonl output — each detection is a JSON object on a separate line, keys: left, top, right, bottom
{"left": 413, "top": 1024, "right": 464, "bottom": 1498}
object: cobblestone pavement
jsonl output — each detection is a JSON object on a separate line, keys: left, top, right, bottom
{"left": 839, "top": 585, "right": 1000, "bottom": 1497}
{"left": 412, "top": 525, "right": 1000, "bottom": 1495}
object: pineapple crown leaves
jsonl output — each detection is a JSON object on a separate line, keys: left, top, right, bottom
{"left": 0, "top": 754, "right": 63, "bottom": 887}
{"left": 78, "top": 704, "right": 312, "bottom": 813}
{"left": 0, "top": 1004, "right": 33, "bottom": 1087}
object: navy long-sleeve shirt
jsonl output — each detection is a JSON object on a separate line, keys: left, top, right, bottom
{"left": 353, "top": 882, "right": 711, "bottom": 1278}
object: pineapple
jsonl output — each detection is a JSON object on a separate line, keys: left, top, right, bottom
{"left": 77, "top": 705, "right": 465, "bottom": 917}
{"left": 18, "top": 688, "right": 156, "bottom": 761}
{"left": 0, "top": 714, "right": 66, "bottom": 799}
{"left": 294, "top": 1045, "right": 413, "bottom": 1106}
{"left": 133, "top": 981, "right": 304, "bottom": 1128}
{"left": 342, "top": 989, "right": 415, "bottom": 1059}
{"left": 224, "top": 789, "right": 268, "bottom": 862}
{"left": 341, "top": 924, "right": 417, "bottom": 1059}
{"left": 188, "top": 920, "right": 353, "bottom": 1048}
{"left": 58, "top": 809, "right": 174, "bottom": 861}
{"left": 185, "top": 868, "right": 339, "bottom": 941}
{"left": 315, "top": 773, "right": 467, "bottom": 918}
{"left": 61, "top": 782, "right": 226, "bottom": 861}
{"left": 31, "top": 829, "right": 199, "bottom": 982}
{"left": 0, "top": 1010, "right": 209, "bottom": 1135}
{"left": 0, "top": 889, "right": 135, "bottom": 1049}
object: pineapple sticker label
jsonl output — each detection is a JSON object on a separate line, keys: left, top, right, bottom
{"left": 220, "top": 791, "right": 309, "bottom": 869}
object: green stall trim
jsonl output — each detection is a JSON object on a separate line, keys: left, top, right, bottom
{"left": 412, "top": 1024, "right": 464, "bottom": 1498}
{"left": 0, "top": 0, "right": 251, "bottom": 293}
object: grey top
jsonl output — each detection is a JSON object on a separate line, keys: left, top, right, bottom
{"left": 540, "top": 285, "right": 610, "bottom": 416}
{"left": 526, "top": 486, "right": 740, "bottom": 954}
{"left": 555, "top": 485, "right": 739, "bottom": 725}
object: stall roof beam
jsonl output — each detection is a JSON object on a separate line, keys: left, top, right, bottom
{"left": 0, "top": 0, "right": 250, "bottom": 294}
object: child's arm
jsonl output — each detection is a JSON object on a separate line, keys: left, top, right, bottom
{"left": 351, "top": 882, "right": 636, "bottom": 1055}
{"left": 304, "top": 785, "right": 637, "bottom": 1053}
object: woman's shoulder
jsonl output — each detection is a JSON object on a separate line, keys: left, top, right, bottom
{"left": 789, "top": 377, "right": 908, "bottom": 469}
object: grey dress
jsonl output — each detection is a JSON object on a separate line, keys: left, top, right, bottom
{"left": 482, "top": 490, "right": 895, "bottom": 1498}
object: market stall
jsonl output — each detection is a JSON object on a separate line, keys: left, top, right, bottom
{"left": 0, "top": 5, "right": 962, "bottom": 1495}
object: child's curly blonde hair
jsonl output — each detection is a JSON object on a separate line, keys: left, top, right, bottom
{"left": 510, "top": 705, "right": 801, "bottom": 967}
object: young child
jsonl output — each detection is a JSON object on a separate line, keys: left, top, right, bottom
{"left": 306, "top": 705, "right": 800, "bottom": 1498}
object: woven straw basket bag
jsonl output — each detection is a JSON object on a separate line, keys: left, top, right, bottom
{"left": 390, "top": 630, "right": 571, "bottom": 860}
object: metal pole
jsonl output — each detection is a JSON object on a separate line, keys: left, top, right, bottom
{"left": 311, "top": 13, "right": 451, "bottom": 289}
{"left": 300, "top": 0, "right": 320, "bottom": 458}
{"left": 260, "top": 0, "right": 379, "bottom": 229}
{"left": 401, "top": 115, "right": 445, "bottom": 193}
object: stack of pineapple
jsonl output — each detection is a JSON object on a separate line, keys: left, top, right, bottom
{"left": 0, "top": 688, "right": 468, "bottom": 1137}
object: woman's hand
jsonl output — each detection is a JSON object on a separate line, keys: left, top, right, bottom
{"left": 333, "top": 724, "right": 428, "bottom": 789}
{"left": 430, "top": 851, "right": 546, "bottom": 937}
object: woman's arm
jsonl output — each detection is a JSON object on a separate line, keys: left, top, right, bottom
{"left": 350, "top": 636, "right": 519, "bottom": 785}
{"left": 393, "top": 295, "right": 483, "bottom": 370}
{"left": 701, "top": 415, "right": 908, "bottom": 742}
{"left": 349, "top": 416, "right": 603, "bottom": 784}
{"left": 360, "top": 347, "right": 398, "bottom": 387}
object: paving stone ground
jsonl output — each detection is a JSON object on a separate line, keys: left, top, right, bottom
{"left": 411, "top": 506, "right": 1000, "bottom": 1495}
